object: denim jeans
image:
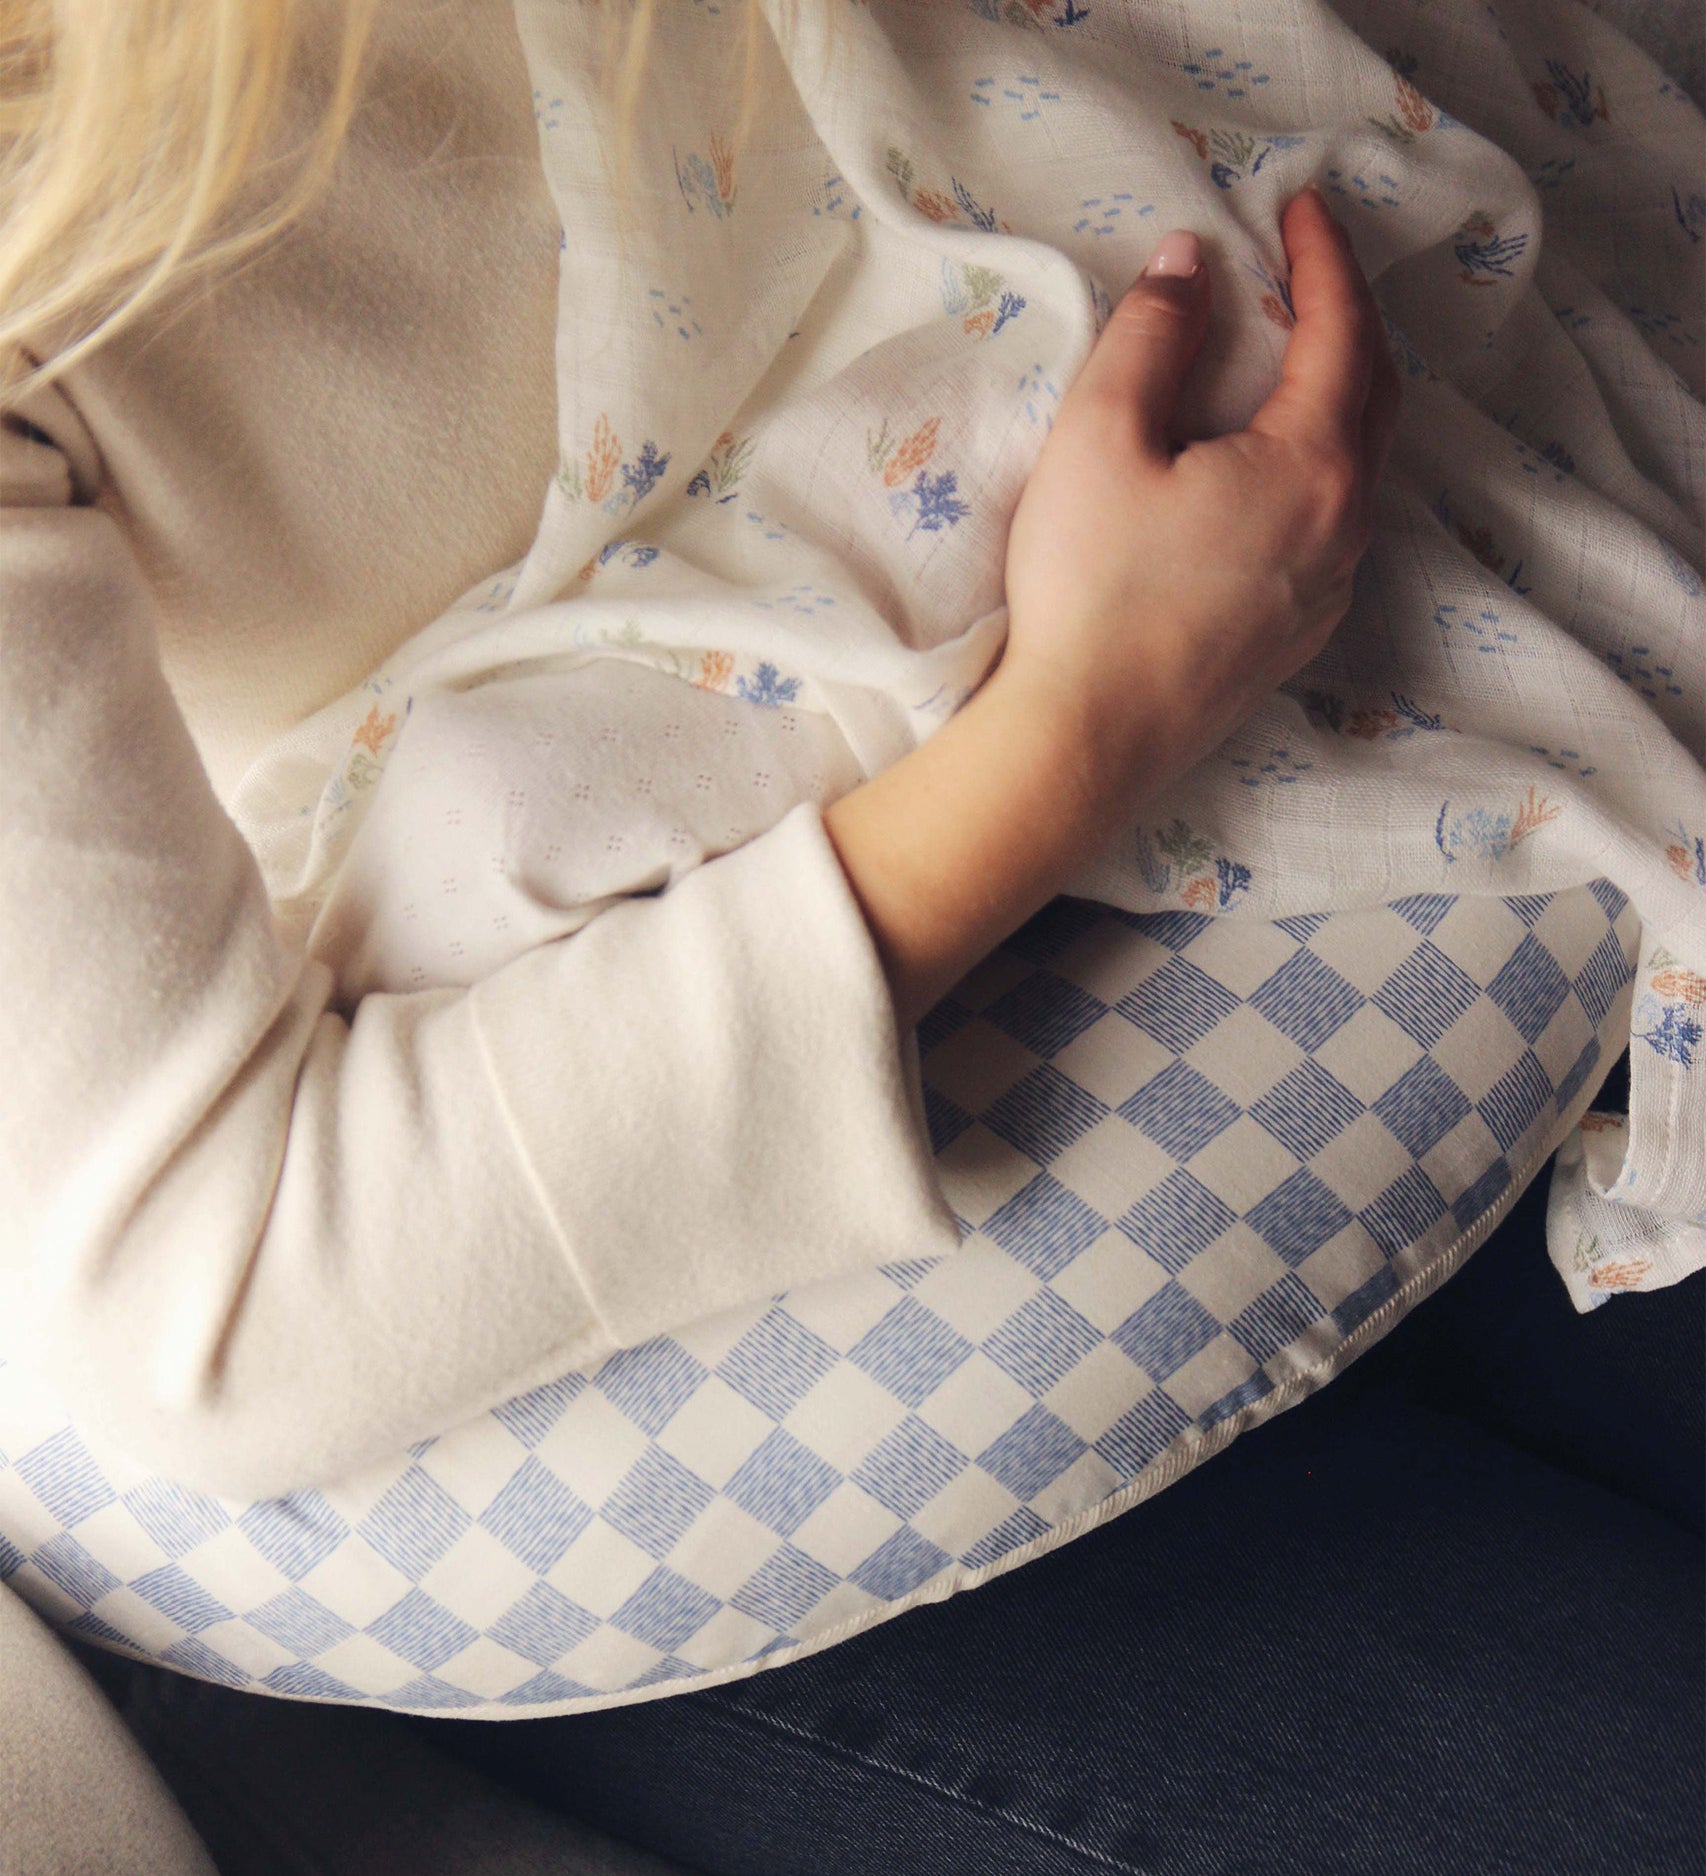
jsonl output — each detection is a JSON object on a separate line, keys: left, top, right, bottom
{"left": 417, "top": 1081, "right": 1706, "bottom": 1876}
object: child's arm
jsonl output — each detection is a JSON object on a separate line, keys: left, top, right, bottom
{"left": 828, "top": 188, "right": 1400, "bottom": 1035}
{"left": 0, "top": 403, "right": 963, "bottom": 1502}
{"left": 825, "top": 653, "right": 1133, "bottom": 1033}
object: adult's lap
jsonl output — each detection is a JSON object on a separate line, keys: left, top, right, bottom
{"left": 415, "top": 1170, "right": 1705, "bottom": 1876}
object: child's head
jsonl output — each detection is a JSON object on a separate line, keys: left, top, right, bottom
{"left": 0, "top": 0, "right": 816, "bottom": 406}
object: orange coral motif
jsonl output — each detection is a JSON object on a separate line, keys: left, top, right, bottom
{"left": 1346, "top": 708, "right": 1400, "bottom": 738}
{"left": 1509, "top": 784, "right": 1562, "bottom": 844}
{"left": 709, "top": 130, "right": 736, "bottom": 206}
{"left": 1590, "top": 1258, "right": 1652, "bottom": 1290}
{"left": 883, "top": 417, "right": 941, "bottom": 487}
{"left": 964, "top": 309, "right": 996, "bottom": 339}
{"left": 1579, "top": 1111, "right": 1621, "bottom": 1133}
{"left": 585, "top": 413, "right": 621, "bottom": 503}
{"left": 1532, "top": 81, "right": 1558, "bottom": 120}
{"left": 1259, "top": 294, "right": 1296, "bottom": 331}
{"left": 350, "top": 704, "right": 396, "bottom": 756}
{"left": 1182, "top": 875, "right": 1217, "bottom": 908}
{"left": 1666, "top": 843, "right": 1694, "bottom": 881}
{"left": 1651, "top": 967, "right": 1706, "bottom": 1005}
{"left": 913, "top": 189, "right": 958, "bottom": 223}
{"left": 1395, "top": 72, "right": 1432, "bottom": 132}
{"left": 695, "top": 649, "right": 734, "bottom": 692}
{"left": 1171, "top": 119, "right": 1210, "bottom": 160}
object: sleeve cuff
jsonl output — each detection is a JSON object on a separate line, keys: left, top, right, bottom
{"left": 468, "top": 798, "right": 965, "bottom": 1345}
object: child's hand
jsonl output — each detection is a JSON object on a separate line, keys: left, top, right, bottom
{"left": 999, "top": 186, "right": 1402, "bottom": 802}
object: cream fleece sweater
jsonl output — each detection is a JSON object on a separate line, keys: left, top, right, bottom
{"left": 0, "top": 0, "right": 962, "bottom": 1502}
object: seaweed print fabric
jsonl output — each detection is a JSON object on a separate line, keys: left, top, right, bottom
{"left": 225, "top": 0, "right": 1704, "bottom": 1308}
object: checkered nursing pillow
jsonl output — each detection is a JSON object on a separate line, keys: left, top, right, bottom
{"left": 0, "top": 882, "right": 1635, "bottom": 1717}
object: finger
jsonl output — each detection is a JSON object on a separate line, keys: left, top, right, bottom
{"left": 1074, "top": 227, "right": 1212, "bottom": 466}
{"left": 1247, "top": 186, "right": 1376, "bottom": 461}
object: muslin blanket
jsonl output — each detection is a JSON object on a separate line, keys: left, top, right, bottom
{"left": 228, "top": 0, "right": 1705, "bottom": 1309}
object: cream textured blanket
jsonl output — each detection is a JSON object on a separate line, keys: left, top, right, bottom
{"left": 229, "top": 0, "right": 1704, "bottom": 1306}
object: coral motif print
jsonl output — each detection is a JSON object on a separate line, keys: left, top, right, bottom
{"left": 350, "top": 703, "right": 397, "bottom": 759}
{"left": 1532, "top": 62, "right": 1610, "bottom": 127}
{"left": 1243, "top": 257, "right": 1295, "bottom": 330}
{"left": 1650, "top": 958, "right": 1706, "bottom": 1004}
{"left": 867, "top": 415, "right": 973, "bottom": 540}
{"left": 733, "top": 662, "right": 804, "bottom": 708}
{"left": 940, "top": 259, "right": 1027, "bottom": 339}
{"left": 680, "top": 646, "right": 807, "bottom": 708}
{"left": 1433, "top": 491, "right": 1531, "bottom": 594}
{"left": 1301, "top": 690, "right": 1455, "bottom": 738}
{"left": 1433, "top": 785, "right": 1561, "bottom": 864}
{"left": 1664, "top": 820, "right": 1706, "bottom": 887}
{"left": 685, "top": 429, "right": 756, "bottom": 503}
{"left": 694, "top": 649, "right": 735, "bottom": 693}
{"left": 885, "top": 148, "right": 1013, "bottom": 232}
{"left": 1591, "top": 1258, "right": 1655, "bottom": 1291}
{"left": 966, "top": 0, "right": 1092, "bottom": 30}
{"left": 1367, "top": 54, "right": 1446, "bottom": 141}
{"left": 1632, "top": 948, "right": 1705, "bottom": 1068}
{"left": 558, "top": 413, "right": 671, "bottom": 518}
{"left": 1453, "top": 210, "right": 1529, "bottom": 286}
{"left": 310, "top": 680, "right": 409, "bottom": 843}
{"left": 578, "top": 618, "right": 690, "bottom": 681}
{"left": 673, "top": 130, "right": 738, "bottom": 217}
{"left": 1171, "top": 119, "right": 1306, "bottom": 190}
{"left": 1570, "top": 1228, "right": 1655, "bottom": 1293}
{"left": 571, "top": 538, "right": 661, "bottom": 585}
{"left": 1132, "top": 818, "right": 1252, "bottom": 909}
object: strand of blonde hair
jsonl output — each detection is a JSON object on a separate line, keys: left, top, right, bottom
{"left": 1, "top": 0, "right": 832, "bottom": 410}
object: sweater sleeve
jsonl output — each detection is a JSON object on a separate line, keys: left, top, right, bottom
{"left": 0, "top": 400, "right": 963, "bottom": 1503}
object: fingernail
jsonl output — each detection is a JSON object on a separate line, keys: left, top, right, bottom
{"left": 1142, "top": 229, "right": 1203, "bottom": 279}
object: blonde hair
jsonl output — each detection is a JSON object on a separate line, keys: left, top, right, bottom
{"left": 0, "top": 0, "right": 827, "bottom": 408}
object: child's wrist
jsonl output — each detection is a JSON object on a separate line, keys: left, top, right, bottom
{"left": 985, "top": 644, "right": 1180, "bottom": 861}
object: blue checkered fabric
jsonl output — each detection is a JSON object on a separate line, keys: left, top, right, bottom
{"left": 0, "top": 882, "right": 1637, "bottom": 1716}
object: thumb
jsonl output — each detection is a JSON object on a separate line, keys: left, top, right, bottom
{"left": 1080, "top": 229, "right": 1209, "bottom": 462}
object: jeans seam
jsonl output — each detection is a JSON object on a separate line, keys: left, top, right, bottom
{"left": 691, "top": 1692, "right": 1149, "bottom": 1874}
